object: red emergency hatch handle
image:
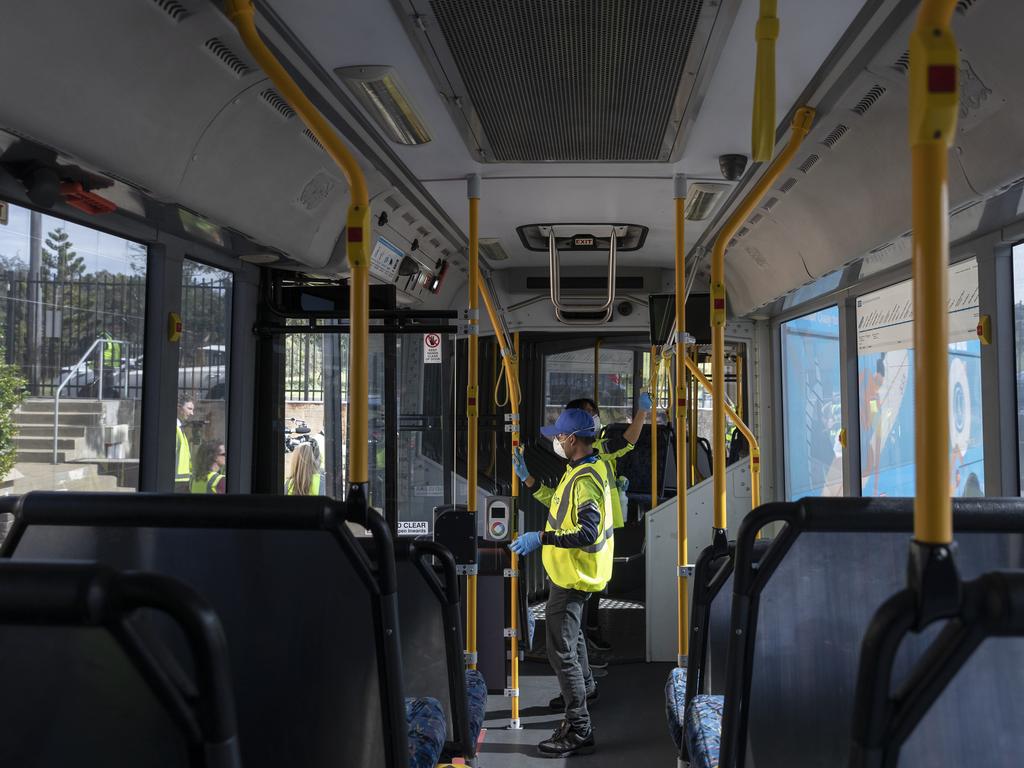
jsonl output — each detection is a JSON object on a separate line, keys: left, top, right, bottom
{"left": 59, "top": 181, "right": 117, "bottom": 215}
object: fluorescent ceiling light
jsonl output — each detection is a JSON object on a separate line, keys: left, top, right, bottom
{"left": 335, "top": 65, "right": 431, "bottom": 146}
{"left": 685, "top": 182, "right": 730, "bottom": 221}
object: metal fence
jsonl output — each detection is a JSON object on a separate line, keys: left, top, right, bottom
{"left": 0, "top": 271, "right": 232, "bottom": 400}
{"left": 285, "top": 334, "right": 324, "bottom": 401}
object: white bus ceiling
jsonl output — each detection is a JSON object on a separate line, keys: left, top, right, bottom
{"left": 0, "top": 0, "right": 1021, "bottom": 325}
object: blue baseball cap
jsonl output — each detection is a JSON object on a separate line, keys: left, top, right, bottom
{"left": 540, "top": 408, "right": 597, "bottom": 439}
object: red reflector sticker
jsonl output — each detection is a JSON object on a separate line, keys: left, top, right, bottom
{"left": 347, "top": 227, "right": 363, "bottom": 242}
{"left": 714, "top": 299, "right": 725, "bottom": 309}
{"left": 753, "top": 457, "right": 760, "bottom": 465}
{"left": 928, "top": 65, "right": 957, "bottom": 93}
{"left": 468, "top": 398, "right": 476, "bottom": 405}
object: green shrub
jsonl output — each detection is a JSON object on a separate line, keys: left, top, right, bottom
{"left": 0, "top": 361, "right": 26, "bottom": 480}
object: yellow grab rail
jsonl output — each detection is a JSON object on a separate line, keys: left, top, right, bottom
{"left": 752, "top": 0, "right": 780, "bottom": 162}
{"left": 711, "top": 106, "right": 813, "bottom": 534}
{"left": 466, "top": 176, "right": 480, "bottom": 669}
{"left": 910, "top": 0, "right": 958, "bottom": 544}
{"left": 684, "top": 357, "right": 761, "bottom": 511}
{"left": 674, "top": 175, "right": 689, "bottom": 664}
{"left": 224, "top": 0, "right": 371, "bottom": 488}
{"left": 508, "top": 331, "right": 522, "bottom": 729}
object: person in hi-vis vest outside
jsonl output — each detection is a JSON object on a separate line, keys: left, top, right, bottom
{"left": 191, "top": 440, "right": 226, "bottom": 494}
{"left": 175, "top": 396, "right": 194, "bottom": 493}
{"left": 511, "top": 408, "right": 614, "bottom": 758}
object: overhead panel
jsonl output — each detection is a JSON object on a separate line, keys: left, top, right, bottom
{"left": 422, "top": 0, "right": 710, "bottom": 162}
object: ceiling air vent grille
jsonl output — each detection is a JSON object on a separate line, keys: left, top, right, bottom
{"left": 763, "top": 197, "right": 779, "bottom": 211}
{"left": 779, "top": 177, "right": 798, "bottom": 194}
{"left": 431, "top": 0, "right": 705, "bottom": 161}
{"left": 384, "top": 195, "right": 402, "bottom": 210}
{"left": 402, "top": 211, "right": 417, "bottom": 225}
{"left": 152, "top": 0, "right": 190, "bottom": 22}
{"left": 956, "top": 0, "right": 979, "bottom": 14}
{"left": 852, "top": 85, "right": 886, "bottom": 116}
{"left": 205, "top": 38, "right": 251, "bottom": 77}
{"left": 302, "top": 128, "right": 325, "bottom": 152}
{"left": 822, "top": 124, "right": 849, "bottom": 149}
{"left": 737, "top": 227, "right": 749, "bottom": 238}
{"left": 750, "top": 213, "right": 763, "bottom": 225}
{"left": 798, "top": 154, "right": 820, "bottom": 174}
{"left": 893, "top": 50, "right": 910, "bottom": 74}
{"left": 261, "top": 89, "right": 296, "bottom": 120}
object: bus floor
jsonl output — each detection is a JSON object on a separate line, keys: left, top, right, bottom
{"left": 478, "top": 660, "right": 676, "bottom": 766}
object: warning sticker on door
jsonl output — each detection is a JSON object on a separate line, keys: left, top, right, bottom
{"left": 423, "top": 333, "right": 442, "bottom": 364}
{"left": 397, "top": 520, "right": 431, "bottom": 537}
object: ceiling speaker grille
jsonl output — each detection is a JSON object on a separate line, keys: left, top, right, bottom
{"left": 798, "top": 154, "right": 820, "bottom": 173}
{"left": 893, "top": 50, "right": 910, "bottom": 74}
{"left": 431, "top": 0, "right": 704, "bottom": 161}
{"left": 779, "top": 177, "right": 798, "bottom": 194}
{"left": 261, "top": 89, "right": 296, "bottom": 120}
{"left": 302, "top": 128, "right": 325, "bottom": 151}
{"left": 852, "top": 85, "right": 886, "bottom": 116}
{"left": 205, "top": 38, "right": 251, "bottom": 77}
{"left": 152, "top": 0, "right": 190, "bottom": 22}
{"left": 822, "top": 124, "right": 849, "bottom": 149}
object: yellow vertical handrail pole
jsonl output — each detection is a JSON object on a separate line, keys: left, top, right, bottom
{"left": 711, "top": 106, "right": 814, "bottom": 542}
{"left": 684, "top": 357, "right": 760, "bottom": 509}
{"left": 594, "top": 339, "right": 602, "bottom": 407}
{"left": 674, "top": 175, "right": 689, "bottom": 665}
{"left": 690, "top": 349, "right": 698, "bottom": 486}
{"left": 508, "top": 331, "right": 522, "bottom": 729}
{"left": 466, "top": 175, "right": 480, "bottom": 669}
{"left": 225, "top": 0, "right": 371, "bottom": 495}
{"left": 910, "top": 0, "right": 958, "bottom": 545}
{"left": 752, "top": 0, "right": 780, "bottom": 162}
{"left": 650, "top": 346, "right": 660, "bottom": 507}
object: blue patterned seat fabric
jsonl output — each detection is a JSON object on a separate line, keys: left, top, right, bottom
{"left": 406, "top": 696, "right": 446, "bottom": 768}
{"left": 685, "top": 694, "right": 724, "bottom": 768}
{"left": 464, "top": 669, "right": 487, "bottom": 745}
{"left": 664, "top": 666, "right": 688, "bottom": 750}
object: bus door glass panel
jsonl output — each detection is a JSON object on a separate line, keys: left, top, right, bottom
{"left": 176, "top": 260, "right": 231, "bottom": 495}
{"left": 1012, "top": 243, "right": 1024, "bottom": 493}
{"left": 545, "top": 347, "right": 634, "bottom": 424}
{"left": 395, "top": 333, "right": 451, "bottom": 533}
{"left": 780, "top": 306, "right": 842, "bottom": 499}
{"left": 856, "top": 258, "right": 983, "bottom": 497}
{"left": 0, "top": 201, "right": 146, "bottom": 494}
{"left": 282, "top": 327, "right": 332, "bottom": 496}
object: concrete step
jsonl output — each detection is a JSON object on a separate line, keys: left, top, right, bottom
{"left": 16, "top": 424, "right": 87, "bottom": 438}
{"left": 15, "top": 448, "right": 73, "bottom": 463}
{"left": 14, "top": 412, "right": 98, "bottom": 427}
{"left": 14, "top": 436, "right": 78, "bottom": 451}
{"left": 19, "top": 399, "right": 104, "bottom": 414}
{"left": 2, "top": 462, "right": 124, "bottom": 494}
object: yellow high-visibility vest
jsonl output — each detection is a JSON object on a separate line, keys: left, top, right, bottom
{"left": 175, "top": 425, "right": 191, "bottom": 482}
{"left": 287, "top": 473, "right": 322, "bottom": 496}
{"left": 191, "top": 470, "right": 225, "bottom": 494}
{"left": 541, "top": 456, "right": 614, "bottom": 592}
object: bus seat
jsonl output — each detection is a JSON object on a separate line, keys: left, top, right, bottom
{"left": 0, "top": 559, "right": 239, "bottom": 768}
{"left": 465, "top": 669, "right": 487, "bottom": 744}
{"left": 1, "top": 493, "right": 410, "bottom": 768}
{"left": 715, "top": 498, "right": 1024, "bottom": 767}
{"left": 406, "top": 696, "right": 447, "bottom": 768}
{"left": 664, "top": 666, "right": 687, "bottom": 749}
{"left": 684, "top": 694, "right": 724, "bottom": 768}
{"left": 604, "top": 423, "right": 673, "bottom": 507}
{"left": 695, "top": 438, "right": 712, "bottom": 481}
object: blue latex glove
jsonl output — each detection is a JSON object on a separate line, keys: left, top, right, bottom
{"left": 618, "top": 476, "right": 629, "bottom": 493}
{"left": 638, "top": 391, "right": 653, "bottom": 412}
{"left": 510, "top": 531, "right": 542, "bottom": 555}
{"left": 512, "top": 447, "right": 530, "bottom": 482}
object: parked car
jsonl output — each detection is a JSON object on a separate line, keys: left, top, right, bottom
{"left": 56, "top": 345, "right": 227, "bottom": 400}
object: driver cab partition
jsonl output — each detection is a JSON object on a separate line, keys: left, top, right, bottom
{"left": 254, "top": 275, "right": 459, "bottom": 538}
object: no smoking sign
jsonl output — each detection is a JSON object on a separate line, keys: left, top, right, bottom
{"left": 423, "top": 333, "right": 442, "bottom": 364}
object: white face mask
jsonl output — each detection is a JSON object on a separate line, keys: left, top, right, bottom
{"left": 592, "top": 415, "right": 603, "bottom": 434}
{"left": 553, "top": 436, "right": 569, "bottom": 459}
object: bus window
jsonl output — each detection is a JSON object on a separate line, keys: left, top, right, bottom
{"left": 176, "top": 260, "right": 231, "bottom": 495}
{"left": 1012, "top": 242, "right": 1024, "bottom": 493}
{"left": 0, "top": 201, "right": 145, "bottom": 493}
{"left": 857, "top": 259, "right": 983, "bottom": 497}
{"left": 545, "top": 347, "right": 634, "bottom": 425}
{"left": 780, "top": 306, "right": 842, "bottom": 499}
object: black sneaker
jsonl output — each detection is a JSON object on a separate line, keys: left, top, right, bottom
{"left": 586, "top": 632, "right": 612, "bottom": 653}
{"left": 538, "top": 721, "right": 596, "bottom": 757}
{"left": 549, "top": 687, "right": 599, "bottom": 711}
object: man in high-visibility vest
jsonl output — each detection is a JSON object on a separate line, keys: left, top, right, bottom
{"left": 564, "top": 391, "right": 653, "bottom": 656}
{"left": 511, "top": 408, "right": 614, "bottom": 757}
{"left": 100, "top": 331, "right": 121, "bottom": 398}
{"left": 175, "top": 396, "right": 194, "bottom": 493}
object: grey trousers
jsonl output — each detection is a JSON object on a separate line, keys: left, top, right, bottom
{"left": 546, "top": 582, "right": 595, "bottom": 733}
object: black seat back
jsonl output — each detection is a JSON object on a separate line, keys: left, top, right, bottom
{"left": 603, "top": 423, "right": 673, "bottom": 504}
{"left": 1, "top": 493, "right": 408, "bottom": 768}
{"left": 0, "top": 559, "right": 239, "bottom": 768}
{"left": 721, "top": 498, "right": 1024, "bottom": 768}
